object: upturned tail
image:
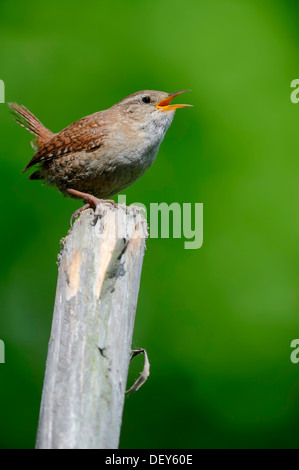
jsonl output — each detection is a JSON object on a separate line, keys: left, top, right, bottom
{"left": 9, "top": 103, "right": 54, "bottom": 176}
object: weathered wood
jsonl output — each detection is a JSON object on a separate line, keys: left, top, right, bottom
{"left": 35, "top": 204, "right": 148, "bottom": 449}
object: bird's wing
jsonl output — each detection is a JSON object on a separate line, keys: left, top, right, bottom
{"left": 23, "top": 112, "right": 110, "bottom": 172}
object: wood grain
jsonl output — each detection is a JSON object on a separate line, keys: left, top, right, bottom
{"left": 35, "top": 205, "right": 148, "bottom": 449}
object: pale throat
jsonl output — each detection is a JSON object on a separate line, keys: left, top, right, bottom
{"left": 143, "top": 110, "right": 175, "bottom": 146}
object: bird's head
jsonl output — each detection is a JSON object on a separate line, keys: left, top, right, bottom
{"left": 113, "top": 89, "right": 192, "bottom": 132}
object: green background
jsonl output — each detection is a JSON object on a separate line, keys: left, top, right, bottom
{"left": 0, "top": 0, "right": 298, "bottom": 449}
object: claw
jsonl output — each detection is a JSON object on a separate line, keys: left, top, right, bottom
{"left": 67, "top": 188, "right": 117, "bottom": 227}
{"left": 70, "top": 203, "right": 90, "bottom": 227}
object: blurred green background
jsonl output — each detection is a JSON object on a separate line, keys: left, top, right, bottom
{"left": 0, "top": 0, "right": 298, "bottom": 449}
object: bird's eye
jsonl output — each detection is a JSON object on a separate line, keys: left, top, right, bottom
{"left": 142, "top": 96, "right": 151, "bottom": 104}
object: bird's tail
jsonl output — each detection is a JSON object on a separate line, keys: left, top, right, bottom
{"left": 8, "top": 102, "right": 54, "bottom": 149}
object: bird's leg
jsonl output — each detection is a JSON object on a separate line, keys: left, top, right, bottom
{"left": 66, "top": 188, "right": 117, "bottom": 226}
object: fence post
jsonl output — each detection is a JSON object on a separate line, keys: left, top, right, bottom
{"left": 35, "top": 205, "right": 148, "bottom": 449}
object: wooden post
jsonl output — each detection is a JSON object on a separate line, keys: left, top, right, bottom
{"left": 35, "top": 204, "right": 148, "bottom": 449}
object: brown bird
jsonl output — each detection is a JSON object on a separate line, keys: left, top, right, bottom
{"left": 9, "top": 90, "right": 191, "bottom": 224}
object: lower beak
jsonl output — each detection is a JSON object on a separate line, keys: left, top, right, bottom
{"left": 156, "top": 89, "right": 192, "bottom": 111}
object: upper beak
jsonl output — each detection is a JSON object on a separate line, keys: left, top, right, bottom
{"left": 156, "top": 89, "right": 192, "bottom": 111}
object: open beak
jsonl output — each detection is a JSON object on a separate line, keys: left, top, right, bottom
{"left": 156, "top": 89, "right": 192, "bottom": 111}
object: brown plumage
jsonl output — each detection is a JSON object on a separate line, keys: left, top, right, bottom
{"left": 9, "top": 103, "right": 54, "bottom": 149}
{"left": 9, "top": 90, "right": 191, "bottom": 223}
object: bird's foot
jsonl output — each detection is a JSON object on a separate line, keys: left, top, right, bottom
{"left": 67, "top": 188, "right": 117, "bottom": 227}
{"left": 69, "top": 203, "right": 91, "bottom": 227}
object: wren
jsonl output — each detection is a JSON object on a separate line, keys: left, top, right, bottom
{"left": 9, "top": 90, "right": 191, "bottom": 224}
